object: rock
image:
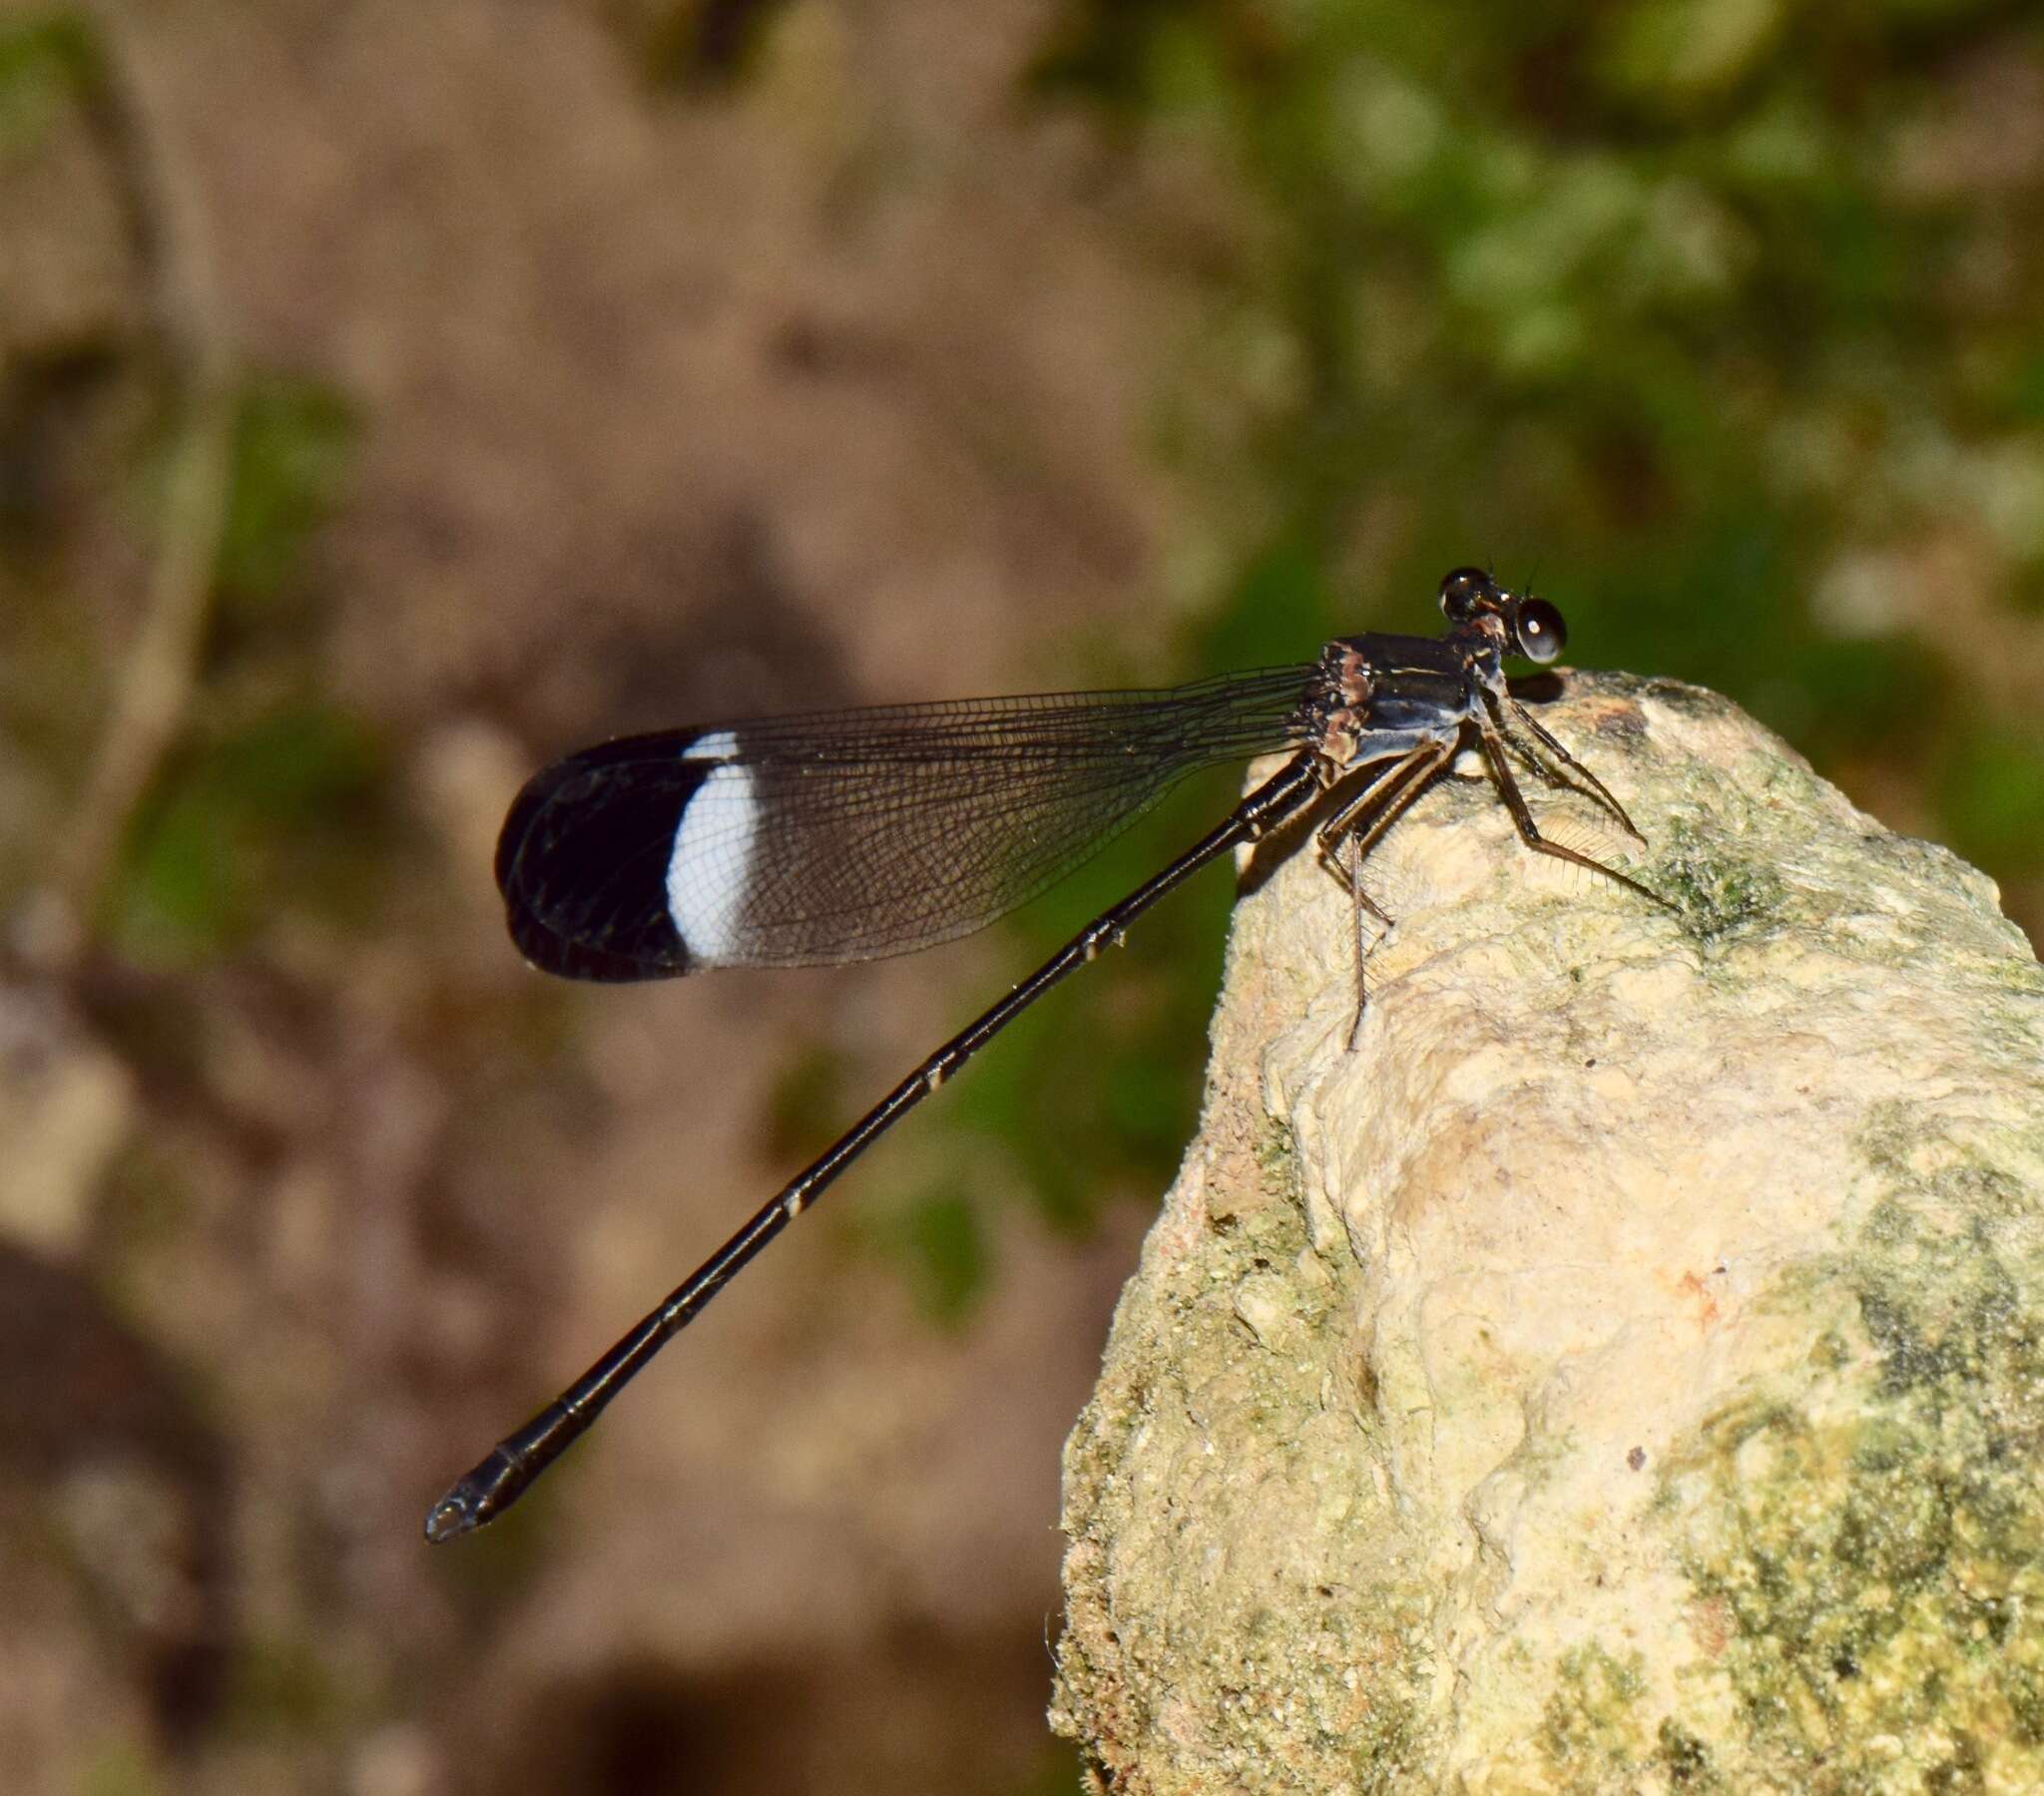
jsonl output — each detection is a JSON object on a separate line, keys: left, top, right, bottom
{"left": 1052, "top": 671, "right": 2044, "bottom": 1793}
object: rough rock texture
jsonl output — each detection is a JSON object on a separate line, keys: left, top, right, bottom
{"left": 1051, "top": 671, "right": 2044, "bottom": 1794}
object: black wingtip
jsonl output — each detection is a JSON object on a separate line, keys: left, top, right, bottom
{"left": 494, "top": 743, "right": 702, "bottom": 982}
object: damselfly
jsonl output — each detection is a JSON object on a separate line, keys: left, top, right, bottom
{"left": 425, "top": 567, "right": 1661, "bottom": 1542}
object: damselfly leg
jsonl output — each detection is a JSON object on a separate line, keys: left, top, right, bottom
{"left": 1504, "top": 698, "right": 1648, "bottom": 844}
{"left": 1313, "top": 741, "right": 1455, "bottom": 1047}
{"left": 1475, "top": 721, "right": 1670, "bottom": 911}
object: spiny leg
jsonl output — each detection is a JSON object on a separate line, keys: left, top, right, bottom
{"left": 1316, "top": 745, "right": 1453, "bottom": 919}
{"left": 1490, "top": 713, "right": 1572, "bottom": 792}
{"left": 1313, "top": 755, "right": 1416, "bottom": 923}
{"left": 1314, "top": 742, "right": 1453, "bottom": 1047}
{"left": 1507, "top": 698, "right": 1647, "bottom": 843}
{"left": 1463, "top": 703, "right": 1576, "bottom": 800}
{"left": 1327, "top": 740, "right": 1453, "bottom": 872}
{"left": 1345, "top": 831, "right": 1375, "bottom": 1051}
{"left": 1476, "top": 724, "right": 1671, "bottom": 911}
{"left": 1485, "top": 697, "right": 1609, "bottom": 825}
{"left": 1314, "top": 759, "right": 1414, "bottom": 1042}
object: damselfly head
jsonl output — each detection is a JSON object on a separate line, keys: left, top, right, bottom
{"left": 1437, "top": 566, "right": 1500, "bottom": 624}
{"left": 1438, "top": 567, "right": 1568, "bottom": 666}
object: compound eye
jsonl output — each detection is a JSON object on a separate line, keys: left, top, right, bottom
{"left": 1438, "top": 566, "right": 1496, "bottom": 622}
{"left": 1513, "top": 598, "right": 1567, "bottom": 664}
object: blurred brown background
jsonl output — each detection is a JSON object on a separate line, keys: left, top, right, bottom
{"left": 2, "top": 2, "right": 2041, "bottom": 1792}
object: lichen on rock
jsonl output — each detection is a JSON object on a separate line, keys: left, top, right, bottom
{"left": 1051, "top": 671, "right": 2044, "bottom": 1793}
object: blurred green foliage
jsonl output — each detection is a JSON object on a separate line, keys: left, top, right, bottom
{"left": 1007, "top": 1742, "right": 1088, "bottom": 1796}
{"left": 0, "top": 8, "right": 97, "bottom": 158}
{"left": 212, "top": 374, "right": 359, "bottom": 623}
{"left": 74, "top": 1741, "right": 156, "bottom": 1796}
{"left": 218, "top": 1628, "right": 352, "bottom": 1744}
{"left": 762, "top": 1039, "right": 853, "bottom": 1162}
{"left": 867, "top": 1180, "right": 991, "bottom": 1326}
{"left": 113, "top": 700, "right": 384, "bottom": 962}
{"left": 609, "top": 0, "right": 796, "bottom": 90}
{"left": 1942, "top": 725, "right": 2044, "bottom": 873}
{"left": 1032, "top": 0, "right": 2044, "bottom": 655}
{"left": 109, "top": 370, "right": 374, "bottom": 962}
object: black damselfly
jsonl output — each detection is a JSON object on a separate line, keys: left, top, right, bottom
{"left": 424, "top": 568, "right": 1662, "bottom": 1542}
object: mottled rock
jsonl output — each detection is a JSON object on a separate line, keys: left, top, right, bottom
{"left": 1053, "top": 671, "right": 2044, "bottom": 1794}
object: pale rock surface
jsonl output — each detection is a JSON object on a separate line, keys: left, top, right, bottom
{"left": 1052, "top": 671, "right": 2044, "bottom": 1793}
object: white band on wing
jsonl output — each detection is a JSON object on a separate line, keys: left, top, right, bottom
{"left": 666, "top": 730, "right": 758, "bottom": 963}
